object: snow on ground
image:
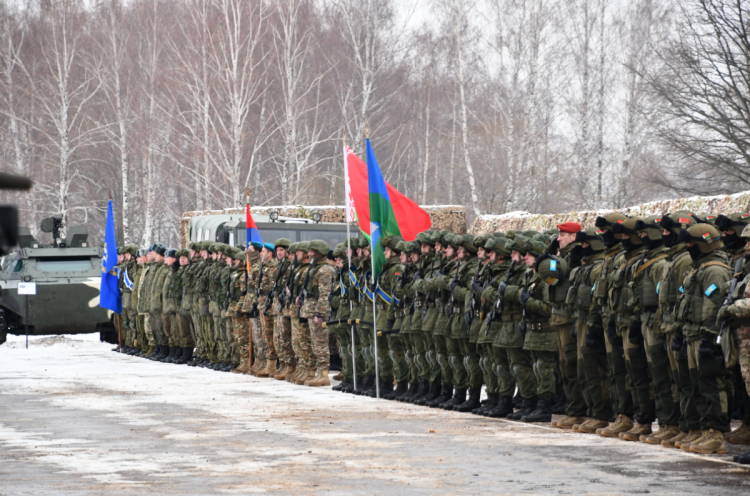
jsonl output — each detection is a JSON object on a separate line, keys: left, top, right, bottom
{"left": 1, "top": 335, "right": 750, "bottom": 495}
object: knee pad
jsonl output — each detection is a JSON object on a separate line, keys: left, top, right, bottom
{"left": 425, "top": 350, "right": 434, "bottom": 366}
{"left": 463, "top": 355, "right": 471, "bottom": 371}
{"left": 479, "top": 357, "right": 488, "bottom": 374}
{"left": 449, "top": 355, "right": 461, "bottom": 372}
{"left": 389, "top": 349, "right": 397, "bottom": 363}
{"left": 404, "top": 350, "right": 413, "bottom": 366}
{"left": 436, "top": 353, "right": 448, "bottom": 369}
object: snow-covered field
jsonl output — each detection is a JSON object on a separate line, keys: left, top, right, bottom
{"left": 1, "top": 334, "right": 749, "bottom": 495}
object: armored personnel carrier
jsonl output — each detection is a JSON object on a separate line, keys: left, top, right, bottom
{"left": 0, "top": 216, "right": 115, "bottom": 344}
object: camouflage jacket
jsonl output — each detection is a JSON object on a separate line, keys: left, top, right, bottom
{"left": 130, "top": 263, "right": 145, "bottom": 311}
{"left": 300, "top": 258, "right": 335, "bottom": 318}
{"left": 149, "top": 263, "right": 171, "bottom": 313}
{"left": 137, "top": 262, "right": 156, "bottom": 314}
{"left": 676, "top": 250, "right": 732, "bottom": 341}
{"left": 226, "top": 267, "right": 246, "bottom": 318}
{"left": 241, "top": 258, "right": 278, "bottom": 313}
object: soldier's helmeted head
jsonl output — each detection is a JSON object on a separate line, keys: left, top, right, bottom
{"left": 575, "top": 228, "right": 605, "bottom": 257}
{"left": 505, "top": 235, "right": 529, "bottom": 263}
{"left": 417, "top": 231, "right": 434, "bottom": 255}
{"left": 595, "top": 213, "right": 628, "bottom": 247}
{"left": 274, "top": 238, "right": 291, "bottom": 260}
{"left": 176, "top": 248, "right": 190, "bottom": 266}
{"left": 715, "top": 212, "right": 750, "bottom": 252}
{"left": 611, "top": 218, "right": 642, "bottom": 251}
{"left": 297, "top": 241, "right": 311, "bottom": 260}
{"left": 485, "top": 236, "right": 508, "bottom": 263}
{"left": 679, "top": 224, "right": 722, "bottom": 261}
{"left": 380, "top": 235, "right": 403, "bottom": 261}
{"left": 659, "top": 211, "right": 696, "bottom": 248}
{"left": 522, "top": 237, "right": 547, "bottom": 267}
{"left": 634, "top": 216, "right": 664, "bottom": 250}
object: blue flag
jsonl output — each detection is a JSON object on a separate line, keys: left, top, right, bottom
{"left": 99, "top": 199, "right": 122, "bottom": 314}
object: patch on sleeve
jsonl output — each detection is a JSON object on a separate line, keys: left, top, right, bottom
{"left": 550, "top": 260, "right": 557, "bottom": 272}
{"left": 705, "top": 284, "right": 717, "bottom": 297}
{"left": 679, "top": 286, "right": 684, "bottom": 294}
{"left": 656, "top": 281, "right": 660, "bottom": 294}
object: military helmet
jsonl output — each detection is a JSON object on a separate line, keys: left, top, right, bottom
{"left": 175, "top": 248, "right": 190, "bottom": 259}
{"left": 404, "top": 241, "right": 419, "bottom": 254}
{"left": 660, "top": 211, "right": 696, "bottom": 235}
{"left": 678, "top": 224, "right": 723, "bottom": 254}
{"left": 288, "top": 242, "right": 299, "bottom": 254}
{"left": 634, "top": 215, "right": 664, "bottom": 242}
{"left": 274, "top": 238, "right": 292, "bottom": 250}
{"left": 332, "top": 243, "right": 346, "bottom": 259}
{"left": 715, "top": 212, "right": 750, "bottom": 232}
{"left": 416, "top": 231, "right": 434, "bottom": 247}
{"left": 297, "top": 241, "right": 311, "bottom": 254}
{"left": 124, "top": 244, "right": 139, "bottom": 257}
{"left": 522, "top": 237, "right": 548, "bottom": 259}
{"left": 535, "top": 254, "right": 569, "bottom": 286}
{"left": 456, "top": 234, "right": 477, "bottom": 254}
{"left": 741, "top": 224, "right": 750, "bottom": 240}
{"left": 380, "top": 235, "right": 404, "bottom": 252}
{"left": 199, "top": 241, "right": 211, "bottom": 252}
{"left": 188, "top": 242, "right": 197, "bottom": 251}
{"left": 594, "top": 212, "right": 628, "bottom": 233}
{"left": 309, "top": 239, "right": 329, "bottom": 256}
{"left": 611, "top": 217, "right": 643, "bottom": 245}
{"left": 575, "top": 228, "right": 605, "bottom": 251}
{"left": 485, "top": 236, "right": 510, "bottom": 257}
{"left": 505, "top": 234, "right": 529, "bottom": 255}
{"left": 473, "top": 233, "right": 489, "bottom": 250}
{"left": 232, "top": 248, "right": 246, "bottom": 262}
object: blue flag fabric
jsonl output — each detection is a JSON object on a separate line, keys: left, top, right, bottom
{"left": 99, "top": 200, "right": 122, "bottom": 314}
{"left": 366, "top": 139, "right": 401, "bottom": 281}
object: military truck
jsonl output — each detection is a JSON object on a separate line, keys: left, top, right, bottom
{"left": 0, "top": 216, "right": 115, "bottom": 345}
{"left": 189, "top": 212, "right": 352, "bottom": 250}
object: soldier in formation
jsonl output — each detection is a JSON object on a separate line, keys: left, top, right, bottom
{"left": 113, "top": 215, "right": 750, "bottom": 460}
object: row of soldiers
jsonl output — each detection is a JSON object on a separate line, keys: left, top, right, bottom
{"left": 328, "top": 213, "right": 750, "bottom": 462}
{"left": 114, "top": 238, "right": 337, "bottom": 387}
{"left": 112, "top": 211, "right": 750, "bottom": 462}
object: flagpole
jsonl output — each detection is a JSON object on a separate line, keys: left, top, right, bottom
{"left": 343, "top": 144, "right": 357, "bottom": 391}
{"left": 371, "top": 253, "right": 379, "bottom": 399}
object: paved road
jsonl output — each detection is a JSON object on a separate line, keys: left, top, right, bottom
{"left": 1, "top": 335, "right": 750, "bottom": 495}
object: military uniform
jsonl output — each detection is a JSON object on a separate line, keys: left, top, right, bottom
{"left": 290, "top": 242, "right": 314, "bottom": 384}
{"left": 300, "top": 239, "right": 335, "bottom": 386}
{"left": 270, "top": 239, "right": 295, "bottom": 379}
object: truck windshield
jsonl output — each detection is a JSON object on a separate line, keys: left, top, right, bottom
{"left": 36, "top": 258, "right": 93, "bottom": 272}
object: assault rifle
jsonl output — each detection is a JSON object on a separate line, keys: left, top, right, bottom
{"left": 296, "top": 263, "right": 313, "bottom": 317}
{"left": 264, "top": 259, "right": 286, "bottom": 316}
{"left": 223, "top": 265, "right": 232, "bottom": 310}
{"left": 517, "top": 270, "right": 530, "bottom": 340}
{"left": 408, "top": 256, "right": 425, "bottom": 316}
{"left": 485, "top": 261, "right": 517, "bottom": 335}
{"left": 719, "top": 256, "right": 745, "bottom": 337}
{"left": 280, "top": 255, "right": 297, "bottom": 309}
{"left": 445, "top": 261, "right": 463, "bottom": 318}
{"left": 247, "top": 259, "right": 264, "bottom": 318}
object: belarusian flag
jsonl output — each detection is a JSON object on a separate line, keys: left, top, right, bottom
{"left": 366, "top": 139, "right": 401, "bottom": 279}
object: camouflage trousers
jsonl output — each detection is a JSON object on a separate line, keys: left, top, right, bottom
{"left": 173, "top": 313, "right": 195, "bottom": 348}
{"left": 531, "top": 350, "right": 557, "bottom": 400}
{"left": 735, "top": 326, "right": 750, "bottom": 397}
{"left": 457, "top": 338, "right": 482, "bottom": 390}
{"left": 310, "top": 319, "right": 330, "bottom": 370}
{"left": 213, "top": 314, "right": 227, "bottom": 362}
{"left": 493, "top": 346, "right": 536, "bottom": 399}
{"left": 150, "top": 312, "right": 165, "bottom": 347}
{"left": 137, "top": 313, "right": 155, "bottom": 349}
{"left": 223, "top": 317, "right": 233, "bottom": 362}
{"left": 605, "top": 331, "right": 634, "bottom": 420}
{"left": 558, "top": 324, "right": 586, "bottom": 418}
{"left": 191, "top": 312, "right": 205, "bottom": 359}
{"left": 161, "top": 313, "right": 174, "bottom": 347}
{"left": 233, "top": 315, "right": 251, "bottom": 367}
{"left": 201, "top": 315, "right": 216, "bottom": 362}
{"left": 261, "top": 314, "right": 277, "bottom": 362}
{"left": 621, "top": 324, "right": 655, "bottom": 425}
{"left": 643, "top": 324, "right": 679, "bottom": 427}
{"left": 479, "top": 342, "right": 498, "bottom": 395}
{"left": 122, "top": 309, "right": 136, "bottom": 347}
{"left": 274, "top": 315, "right": 295, "bottom": 367}
{"left": 578, "top": 322, "right": 612, "bottom": 421}
{"left": 687, "top": 338, "right": 729, "bottom": 432}
{"left": 387, "top": 334, "right": 408, "bottom": 383}
{"left": 292, "top": 317, "right": 314, "bottom": 369}
{"left": 251, "top": 317, "right": 267, "bottom": 362}
{"left": 445, "top": 334, "right": 465, "bottom": 389}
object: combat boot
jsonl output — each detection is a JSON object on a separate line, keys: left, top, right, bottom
{"left": 159, "top": 346, "right": 175, "bottom": 362}
{"left": 304, "top": 368, "right": 331, "bottom": 387}
{"left": 145, "top": 346, "right": 160, "bottom": 359}
{"left": 350, "top": 376, "right": 366, "bottom": 394}
{"left": 389, "top": 381, "right": 409, "bottom": 401}
{"left": 332, "top": 378, "right": 346, "bottom": 391}
{"left": 272, "top": 364, "right": 290, "bottom": 379}
{"left": 366, "top": 378, "right": 393, "bottom": 398}
{"left": 398, "top": 382, "right": 418, "bottom": 402}
{"left": 379, "top": 379, "right": 394, "bottom": 398}
{"left": 689, "top": 429, "right": 726, "bottom": 454}
{"left": 521, "top": 398, "right": 553, "bottom": 423}
{"left": 734, "top": 449, "right": 750, "bottom": 464}
{"left": 486, "top": 396, "right": 514, "bottom": 418}
{"left": 661, "top": 430, "right": 688, "bottom": 448}
{"left": 232, "top": 360, "right": 250, "bottom": 374}
{"left": 579, "top": 419, "right": 609, "bottom": 434}
{"left": 443, "top": 389, "right": 466, "bottom": 410}
{"left": 416, "top": 382, "right": 441, "bottom": 406}
{"left": 456, "top": 389, "right": 482, "bottom": 413}
{"left": 173, "top": 347, "right": 188, "bottom": 365}
{"left": 426, "top": 385, "right": 452, "bottom": 408}
{"left": 332, "top": 372, "right": 344, "bottom": 381}
{"left": 552, "top": 389, "right": 567, "bottom": 414}
{"left": 287, "top": 365, "right": 303, "bottom": 383}
{"left": 680, "top": 430, "right": 707, "bottom": 452}
{"left": 409, "top": 380, "right": 430, "bottom": 403}
{"left": 728, "top": 421, "right": 750, "bottom": 445}
{"left": 335, "top": 379, "right": 352, "bottom": 392}
{"left": 512, "top": 391, "right": 523, "bottom": 410}
{"left": 554, "top": 416, "right": 586, "bottom": 430}
{"left": 508, "top": 398, "right": 536, "bottom": 421}
{"left": 598, "top": 415, "right": 633, "bottom": 437}
{"left": 642, "top": 425, "right": 681, "bottom": 445}
{"left": 295, "top": 367, "right": 314, "bottom": 385}
{"left": 619, "top": 423, "right": 652, "bottom": 442}
{"left": 256, "top": 359, "right": 277, "bottom": 378}
{"left": 474, "top": 393, "right": 498, "bottom": 415}
{"left": 354, "top": 375, "right": 374, "bottom": 395}
{"left": 342, "top": 380, "right": 355, "bottom": 393}
{"left": 251, "top": 359, "right": 267, "bottom": 376}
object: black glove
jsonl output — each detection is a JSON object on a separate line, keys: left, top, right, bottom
{"left": 670, "top": 333, "right": 683, "bottom": 352}
{"left": 569, "top": 245, "right": 583, "bottom": 268}
{"left": 386, "top": 319, "right": 395, "bottom": 330}
{"left": 449, "top": 280, "right": 459, "bottom": 292}
{"left": 585, "top": 327, "right": 605, "bottom": 348}
{"left": 519, "top": 288, "right": 531, "bottom": 307}
{"left": 570, "top": 325, "right": 577, "bottom": 338}
{"left": 698, "top": 337, "right": 713, "bottom": 358}
{"left": 606, "top": 320, "right": 617, "bottom": 342}
{"left": 471, "top": 280, "right": 482, "bottom": 293}
{"left": 628, "top": 322, "right": 643, "bottom": 345}
{"left": 497, "top": 281, "right": 508, "bottom": 296}
{"left": 658, "top": 332, "right": 668, "bottom": 352}
{"left": 547, "top": 238, "right": 560, "bottom": 254}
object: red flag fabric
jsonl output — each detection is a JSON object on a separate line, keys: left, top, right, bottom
{"left": 345, "top": 146, "right": 432, "bottom": 241}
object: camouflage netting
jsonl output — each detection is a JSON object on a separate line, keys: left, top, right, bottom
{"left": 470, "top": 191, "right": 750, "bottom": 235}
{"left": 180, "top": 205, "right": 467, "bottom": 247}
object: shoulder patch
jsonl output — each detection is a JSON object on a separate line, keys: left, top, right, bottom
{"left": 705, "top": 284, "right": 717, "bottom": 297}
{"left": 550, "top": 260, "right": 557, "bottom": 271}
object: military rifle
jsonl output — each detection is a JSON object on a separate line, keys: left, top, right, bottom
{"left": 280, "top": 255, "right": 297, "bottom": 308}
{"left": 445, "top": 261, "right": 463, "bottom": 318}
{"left": 517, "top": 270, "right": 530, "bottom": 341}
{"left": 719, "top": 256, "right": 745, "bottom": 337}
{"left": 485, "top": 261, "right": 517, "bottom": 335}
{"left": 408, "top": 256, "right": 425, "bottom": 316}
{"left": 223, "top": 265, "right": 232, "bottom": 310}
{"left": 264, "top": 259, "right": 286, "bottom": 316}
{"left": 466, "top": 261, "right": 489, "bottom": 329}
{"left": 296, "top": 262, "right": 312, "bottom": 317}
{"left": 247, "top": 259, "right": 264, "bottom": 318}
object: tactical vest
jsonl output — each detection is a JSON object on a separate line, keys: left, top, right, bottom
{"left": 675, "top": 260, "right": 731, "bottom": 340}
{"left": 609, "top": 250, "right": 644, "bottom": 326}
{"left": 566, "top": 258, "right": 602, "bottom": 319}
